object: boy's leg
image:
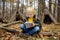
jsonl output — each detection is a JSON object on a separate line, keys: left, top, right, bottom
{"left": 20, "top": 24, "right": 29, "bottom": 33}
{"left": 27, "top": 26, "right": 40, "bottom": 35}
{"left": 20, "top": 24, "right": 26, "bottom": 30}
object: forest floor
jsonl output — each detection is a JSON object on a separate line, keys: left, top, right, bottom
{"left": 0, "top": 22, "right": 60, "bottom": 40}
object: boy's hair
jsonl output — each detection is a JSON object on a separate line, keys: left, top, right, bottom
{"left": 26, "top": 7, "right": 36, "bottom": 15}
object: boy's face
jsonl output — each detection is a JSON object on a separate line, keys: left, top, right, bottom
{"left": 26, "top": 11, "right": 35, "bottom": 18}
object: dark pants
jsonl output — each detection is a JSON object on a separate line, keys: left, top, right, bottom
{"left": 20, "top": 24, "right": 40, "bottom": 35}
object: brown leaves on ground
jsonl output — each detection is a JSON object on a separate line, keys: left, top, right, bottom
{"left": 0, "top": 23, "right": 60, "bottom": 40}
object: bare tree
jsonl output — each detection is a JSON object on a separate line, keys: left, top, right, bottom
{"left": 58, "top": 0, "right": 60, "bottom": 23}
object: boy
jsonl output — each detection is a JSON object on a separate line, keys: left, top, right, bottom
{"left": 20, "top": 7, "right": 41, "bottom": 36}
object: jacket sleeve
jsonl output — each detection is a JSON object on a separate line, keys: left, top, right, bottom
{"left": 21, "top": 19, "right": 26, "bottom": 24}
{"left": 21, "top": 17, "right": 28, "bottom": 24}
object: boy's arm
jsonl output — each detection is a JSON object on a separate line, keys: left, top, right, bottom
{"left": 21, "top": 17, "right": 28, "bottom": 24}
{"left": 21, "top": 19, "right": 26, "bottom": 24}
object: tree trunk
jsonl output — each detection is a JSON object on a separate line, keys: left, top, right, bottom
{"left": 49, "top": 0, "right": 52, "bottom": 13}
{"left": 54, "top": 0, "right": 58, "bottom": 21}
{"left": 2, "top": 0, "right": 5, "bottom": 16}
{"left": 38, "top": 0, "right": 45, "bottom": 21}
{"left": 58, "top": 0, "right": 60, "bottom": 23}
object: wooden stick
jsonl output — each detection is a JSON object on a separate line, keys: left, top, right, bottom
{"left": 0, "top": 21, "right": 22, "bottom": 27}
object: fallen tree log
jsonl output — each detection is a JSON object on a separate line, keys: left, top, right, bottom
{"left": 0, "top": 26, "right": 20, "bottom": 34}
{"left": 40, "top": 32, "right": 54, "bottom": 37}
{"left": 0, "top": 21, "right": 22, "bottom": 35}
{"left": 0, "top": 21, "right": 22, "bottom": 27}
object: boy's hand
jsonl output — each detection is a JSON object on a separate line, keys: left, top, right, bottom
{"left": 33, "top": 23, "right": 38, "bottom": 27}
{"left": 33, "top": 23, "right": 36, "bottom": 26}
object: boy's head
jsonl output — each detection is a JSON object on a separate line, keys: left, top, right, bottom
{"left": 26, "top": 7, "right": 36, "bottom": 18}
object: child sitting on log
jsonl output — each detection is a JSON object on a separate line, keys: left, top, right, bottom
{"left": 20, "top": 7, "right": 41, "bottom": 36}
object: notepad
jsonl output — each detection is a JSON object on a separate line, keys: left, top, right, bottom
{"left": 25, "top": 22, "right": 33, "bottom": 28}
